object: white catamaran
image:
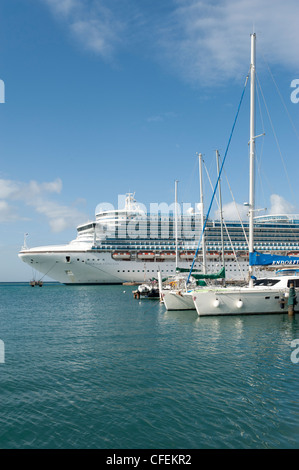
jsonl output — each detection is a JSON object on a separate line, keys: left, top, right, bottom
{"left": 192, "top": 33, "right": 299, "bottom": 316}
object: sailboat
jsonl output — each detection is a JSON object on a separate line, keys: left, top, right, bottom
{"left": 192, "top": 33, "right": 299, "bottom": 316}
{"left": 161, "top": 153, "right": 226, "bottom": 311}
{"left": 161, "top": 266, "right": 225, "bottom": 310}
{"left": 160, "top": 177, "right": 197, "bottom": 310}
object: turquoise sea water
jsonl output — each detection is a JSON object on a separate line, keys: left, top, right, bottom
{"left": 0, "top": 283, "right": 298, "bottom": 449}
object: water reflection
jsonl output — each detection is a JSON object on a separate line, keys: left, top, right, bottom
{"left": 163, "top": 309, "right": 198, "bottom": 324}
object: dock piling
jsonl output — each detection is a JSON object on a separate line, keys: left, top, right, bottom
{"left": 287, "top": 283, "right": 296, "bottom": 316}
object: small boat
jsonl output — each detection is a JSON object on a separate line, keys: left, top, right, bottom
{"left": 133, "top": 281, "right": 160, "bottom": 299}
{"left": 238, "top": 251, "right": 249, "bottom": 258}
{"left": 112, "top": 251, "right": 131, "bottom": 260}
{"left": 161, "top": 155, "right": 226, "bottom": 312}
{"left": 158, "top": 251, "right": 176, "bottom": 259}
{"left": 30, "top": 280, "right": 43, "bottom": 287}
{"left": 161, "top": 267, "right": 225, "bottom": 311}
{"left": 137, "top": 251, "right": 155, "bottom": 260}
{"left": 179, "top": 251, "right": 196, "bottom": 260}
{"left": 206, "top": 251, "right": 220, "bottom": 257}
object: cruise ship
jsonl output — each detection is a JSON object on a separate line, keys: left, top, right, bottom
{"left": 18, "top": 193, "right": 299, "bottom": 284}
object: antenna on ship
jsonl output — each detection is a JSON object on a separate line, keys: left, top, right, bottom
{"left": 22, "top": 233, "right": 29, "bottom": 250}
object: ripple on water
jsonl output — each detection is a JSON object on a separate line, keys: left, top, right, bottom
{"left": 0, "top": 285, "right": 298, "bottom": 448}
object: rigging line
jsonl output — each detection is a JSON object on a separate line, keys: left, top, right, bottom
{"left": 141, "top": 302, "right": 162, "bottom": 316}
{"left": 256, "top": 72, "right": 297, "bottom": 205}
{"left": 85, "top": 260, "right": 126, "bottom": 282}
{"left": 204, "top": 160, "right": 243, "bottom": 262}
{"left": 220, "top": 165, "right": 249, "bottom": 247}
{"left": 39, "top": 261, "right": 59, "bottom": 280}
{"left": 213, "top": 151, "right": 249, "bottom": 247}
{"left": 180, "top": 154, "right": 200, "bottom": 205}
{"left": 187, "top": 73, "right": 249, "bottom": 284}
{"left": 255, "top": 77, "right": 267, "bottom": 211}
{"left": 203, "top": 161, "right": 246, "bottom": 280}
{"left": 255, "top": 74, "right": 277, "bottom": 200}
{"left": 261, "top": 53, "right": 299, "bottom": 141}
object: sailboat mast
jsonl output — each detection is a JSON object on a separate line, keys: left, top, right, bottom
{"left": 216, "top": 150, "right": 225, "bottom": 274}
{"left": 175, "top": 179, "right": 179, "bottom": 268}
{"left": 248, "top": 32, "right": 256, "bottom": 287}
{"left": 198, "top": 153, "right": 207, "bottom": 274}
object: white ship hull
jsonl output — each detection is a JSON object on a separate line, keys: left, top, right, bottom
{"left": 18, "top": 242, "right": 277, "bottom": 285}
{"left": 18, "top": 245, "right": 228, "bottom": 284}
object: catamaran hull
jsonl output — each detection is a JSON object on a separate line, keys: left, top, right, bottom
{"left": 193, "top": 288, "right": 289, "bottom": 316}
{"left": 162, "top": 291, "right": 195, "bottom": 310}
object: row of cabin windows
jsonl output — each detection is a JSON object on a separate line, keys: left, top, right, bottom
{"left": 66, "top": 256, "right": 246, "bottom": 271}
{"left": 66, "top": 257, "right": 105, "bottom": 262}
{"left": 117, "top": 269, "right": 175, "bottom": 273}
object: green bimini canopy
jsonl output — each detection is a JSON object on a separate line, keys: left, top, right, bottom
{"left": 191, "top": 266, "right": 225, "bottom": 280}
{"left": 175, "top": 267, "right": 202, "bottom": 273}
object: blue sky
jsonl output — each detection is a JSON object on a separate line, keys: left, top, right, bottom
{"left": 0, "top": 0, "right": 299, "bottom": 280}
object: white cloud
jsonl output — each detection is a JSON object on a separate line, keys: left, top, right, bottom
{"left": 41, "top": 0, "right": 299, "bottom": 83}
{"left": 214, "top": 194, "right": 297, "bottom": 221}
{"left": 27, "top": 178, "right": 62, "bottom": 196}
{"left": 42, "top": 0, "right": 125, "bottom": 58}
{"left": 34, "top": 199, "right": 86, "bottom": 232}
{"left": 44, "top": 0, "right": 80, "bottom": 17}
{"left": 0, "top": 200, "right": 20, "bottom": 223}
{"left": 147, "top": 112, "right": 177, "bottom": 123}
{"left": 0, "top": 179, "right": 19, "bottom": 199}
{"left": 0, "top": 177, "right": 62, "bottom": 201}
{"left": 157, "top": 0, "right": 299, "bottom": 84}
{"left": 70, "top": 19, "right": 118, "bottom": 56}
{"left": 214, "top": 201, "right": 248, "bottom": 221}
{"left": 147, "top": 115, "right": 164, "bottom": 123}
{"left": 269, "top": 194, "right": 296, "bottom": 214}
{"left": 0, "top": 177, "right": 87, "bottom": 231}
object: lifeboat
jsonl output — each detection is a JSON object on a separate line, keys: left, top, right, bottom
{"left": 137, "top": 251, "right": 155, "bottom": 260}
{"left": 158, "top": 251, "right": 176, "bottom": 260}
{"left": 224, "top": 251, "right": 234, "bottom": 258}
{"left": 206, "top": 251, "right": 220, "bottom": 257}
{"left": 287, "top": 251, "right": 299, "bottom": 256}
{"left": 30, "top": 280, "right": 43, "bottom": 287}
{"left": 238, "top": 251, "right": 249, "bottom": 257}
{"left": 112, "top": 251, "right": 131, "bottom": 260}
{"left": 180, "top": 251, "right": 195, "bottom": 260}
